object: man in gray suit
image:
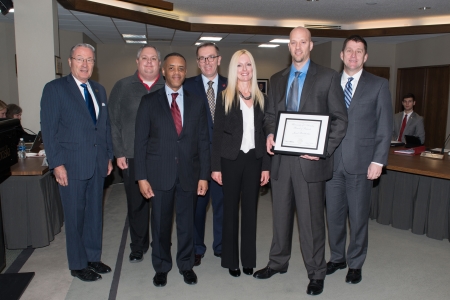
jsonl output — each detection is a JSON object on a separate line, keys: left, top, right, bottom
{"left": 392, "top": 93, "right": 425, "bottom": 144}
{"left": 41, "top": 44, "right": 113, "bottom": 282}
{"left": 253, "top": 27, "right": 348, "bottom": 296}
{"left": 109, "top": 45, "right": 165, "bottom": 263}
{"left": 325, "top": 35, "right": 393, "bottom": 284}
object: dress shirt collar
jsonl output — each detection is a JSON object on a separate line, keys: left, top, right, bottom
{"left": 341, "top": 68, "right": 363, "bottom": 93}
{"left": 289, "top": 59, "right": 310, "bottom": 77}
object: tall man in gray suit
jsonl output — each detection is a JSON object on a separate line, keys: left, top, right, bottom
{"left": 184, "top": 42, "right": 227, "bottom": 266}
{"left": 392, "top": 93, "right": 425, "bottom": 144}
{"left": 325, "top": 35, "right": 393, "bottom": 284}
{"left": 134, "top": 53, "right": 210, "bottom": 287}
{"left": 253, "top": 27, "right": 348, "bottom": 296}
{"left": 40, "top": 44, "right": 113, "bottom": 282}
{"left": 109, "top": 45, "right": 165, "bottom": 263}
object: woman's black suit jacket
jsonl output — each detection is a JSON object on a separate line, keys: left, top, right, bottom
{"left": 211, "top": 92, "right": 270, "bottom": 172}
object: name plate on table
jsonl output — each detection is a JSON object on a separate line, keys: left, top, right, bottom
{"left": 273, "top": 112, "right": 330, "bottom": 157}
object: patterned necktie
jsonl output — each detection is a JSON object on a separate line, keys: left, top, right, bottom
{"left": 170, "top": 93, "right": 182, "bottom": 136}
{"left": 80, "top": 83, "right": 97, "bottom": 124}
{"left": 287, "top": 71, "right": 301, "bottom": 111}
{"left": 398, "top": 114, "right": 408, "bottom": 142}
{"left": 207, "top": 81, "right": 216, "bottom": 122}
{"left": 344, "top": 77, "right": 354, "bottom": 109}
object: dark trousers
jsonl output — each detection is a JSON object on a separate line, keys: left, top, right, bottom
{"left": 221, "top": 149, "right": 261, "bottom": 270}
{"left": 194, "top": 178, "right": 223, "bottom": 255}
{"left": 123, "top": 158, "right": 150, "bottom": 253}
{"left": 59, "top": 167, "right": 104, "bottom": 270}
{"left": 151, "top": 179, "right": 196, "bottom": 273}
{"left": 268, "top": 155, "right": 327, "bottom": 280}
{"left": 325, "top": 156, "right": 372, "bottom": 269}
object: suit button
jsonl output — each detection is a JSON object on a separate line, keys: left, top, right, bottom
{"left": 94, "top": 144, "right": 97, "bottom": 147}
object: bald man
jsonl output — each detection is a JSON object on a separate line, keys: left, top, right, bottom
{"left": 254, "top": 27, "right": 348, "bottom": 296}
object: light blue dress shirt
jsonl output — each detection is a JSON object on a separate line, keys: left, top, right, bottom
{"left": 286, "top": 59, "right": 310, "bottom": 111}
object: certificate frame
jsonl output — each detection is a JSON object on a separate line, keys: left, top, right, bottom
{"left": 273, "top": 111, "right": 331, "bottom": 157}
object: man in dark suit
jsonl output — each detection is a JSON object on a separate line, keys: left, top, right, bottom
{"left": 392, "top": 93, "right": 425, "bottom": 144}
{"left": 40, "top": 44, "right": 113, "bottom": 282}
{"left": 184, "top": 42, "right": 227, "bottom": 266}
{"left": 109, "top": 45, "right": 165, "bottom": 263}
{"left": 325, "top": 35, "right": 393, "bottom": 284}
{"left": 254, "top": 27, "right": 348, "bottom": 296}
{"left": 134, "top": 53, "right": 210, "bottom": 287}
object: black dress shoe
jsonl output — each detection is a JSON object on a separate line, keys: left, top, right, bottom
{"left": 194, "top": 254, "right": 204, "bottom": 266}
{"left": 345, "top": 268, "right": 362, "bottom": 284}
{"left": 71, "top": 268, "right": 102, "bottom": 282}
{"left": 88, "top": 261, "right": 111, "bottom": 274}
{"left": 253, "top": 266, "right": 286, "bottom": 279}
{"left": 129, "top": 250, "right": 144, "bottom": 263}
{"left": 306, "top": 279, "right": 324, "bottom": 296}
{"left": 213, "top": 252, "right": 222, "bottom": 258}
{"left": 326, "top": 261, "right": 347, "bottom": 275}
{"left": 229, "top": 268, "right": 241, "bottom": 277}
{"left": 243, "top": 268, "right": 253, "bottom": 275}
{"left": 180, "top": 269, "right": 197, "bottom": 285}
{"left": 153, "top": 272, "right": 168, "bottom": 287}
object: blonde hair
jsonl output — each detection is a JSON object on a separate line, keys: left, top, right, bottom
{"left": 222, "top": 49, "right": 264, "bottom": 114}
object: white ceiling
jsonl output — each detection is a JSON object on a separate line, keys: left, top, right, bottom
{"left": 0, "top": 1, "right": 449, "bottom": 46}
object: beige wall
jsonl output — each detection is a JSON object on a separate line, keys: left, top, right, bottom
{"left": 96, "top": 43, "right": 292, "bottom": 97}
{"left": 0, "top": 22, "right": 19, "bottom": 105}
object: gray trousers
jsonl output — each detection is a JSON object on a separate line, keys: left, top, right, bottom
{"left": 268, "top": 155, "right": 327, "bottom": 280}
{"left": 325, "top": 157, "right": 372, "bottom": 269}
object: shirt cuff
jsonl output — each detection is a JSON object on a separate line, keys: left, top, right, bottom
{"left": 371, "top": 162, "right": 383, "bottom": 167}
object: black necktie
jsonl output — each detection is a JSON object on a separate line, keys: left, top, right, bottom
{"left": 80, "top": 83, "right": 97, "bottom": 124}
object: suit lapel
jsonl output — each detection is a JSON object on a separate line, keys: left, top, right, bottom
{"left": 181, "top": 89, "right": 192, "bottom": 137}
{"left": 299, "top": 62, "right": 317, "bottom": 112}
{"left": 67, "top": 75, "right": 96, "bottom": 122}
{"left": 277, "top": 68, "right": 290, "bottom": 112}
{"left": 89, "top": 80, "right": 103, "bottom": 121}
{"left": 348, "top": 70, "right": 367, "bottom": 113}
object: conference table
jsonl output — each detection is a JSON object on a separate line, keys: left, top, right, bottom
{"left": 370, "top": 148, "right": 450, "bottom": 241}
{"left": 0, "top": 157, "right": 63, "bottom": 249}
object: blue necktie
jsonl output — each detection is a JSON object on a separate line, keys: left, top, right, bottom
{"left": 80, "top": 83, "right": 97, "bottom": 124}
{"left": 344, "top": 77, "right": 354, "bottom": 109}
{"left": 287, "top": 71, "right": 301, "bottom": 112}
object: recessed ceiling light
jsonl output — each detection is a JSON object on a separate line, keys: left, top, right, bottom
{"left": 306, "top": 0, "right": 319, "bottom": 2}
{"left": 419, "top": 7, "right": 431, "bottom": 10}
{"left": 195, "top": 42, "right": 202, "bottom": 45}
{"left": 125, "top": 40, "right": 147, "bottom": 44}
{"left": 199, "top": 37, "right": 222, "bottom": 41}
{"left": 122, "top": 34, "right": 146, "bottom": 39}
{"left": 270, "top": 39, "right": 290, "bottom": 43}
{"left": 259, "top": 44, "right": 280, "bottom": 48}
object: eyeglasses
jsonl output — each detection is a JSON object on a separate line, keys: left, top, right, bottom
{"left": 71, "top": 57, "right": 95, "bottom": 64}
{"left": 197, "top": 55, "right": 219, "bottom": 63}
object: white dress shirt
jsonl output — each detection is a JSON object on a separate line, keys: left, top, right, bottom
{"left": 239, "top": 98, "right": 255, "bottom": 153}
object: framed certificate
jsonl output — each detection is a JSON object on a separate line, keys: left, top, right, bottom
{"left": 273, "top": 111, "right": 331, "bottom": 157}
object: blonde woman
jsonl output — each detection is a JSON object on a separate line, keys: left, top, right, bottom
{"left": 0, "top": 99, "right": 7, "bottom": 118}
{"left": 211, "top": 49, "right": 270, "bottom": 277}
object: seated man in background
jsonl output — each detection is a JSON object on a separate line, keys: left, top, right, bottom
{"left": 6, "top": 103, "right": 36, "bottom": 142}
{"left": 392, "top": 93, "right": 425, "bottom": 144}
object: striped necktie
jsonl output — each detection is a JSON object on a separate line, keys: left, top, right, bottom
{"left": 171, "top": 93, "right": 182, "bottom": 136}
{"left": 344, "top": 77, "right": 354, "bottom": 109}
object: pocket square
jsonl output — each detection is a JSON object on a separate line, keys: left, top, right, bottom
{"left": 102, "top": 103, "right": 106, "bottom": 106}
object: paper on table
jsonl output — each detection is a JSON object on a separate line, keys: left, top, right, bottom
{"left": 431, "top": 148, "right": 450, "bottom": 152}
{"left": 394, "top": 149, "right": 415, "bottom": 154}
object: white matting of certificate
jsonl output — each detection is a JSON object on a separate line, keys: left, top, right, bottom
{"left": 273, "top": 112, "right": 330, "bottom": 157}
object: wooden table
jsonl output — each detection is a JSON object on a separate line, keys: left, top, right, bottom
{"left": 10, "top": 157, "right": 48, "bottom": 176}
{"left": 0, "top": 157, "right": 63, "bottom": 249}
{"left": 370, "top": 148, "right": 450, "bottom": 241}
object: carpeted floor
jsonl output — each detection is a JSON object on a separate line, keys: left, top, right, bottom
{"left": 8, "top": 183, "right": 450, "bottom": 300}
